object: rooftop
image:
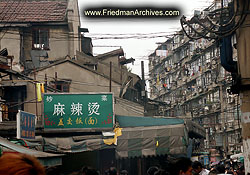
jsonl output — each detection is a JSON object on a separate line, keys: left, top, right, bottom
{"left": 0, "top": 0, "right": 67, "bottom": 23}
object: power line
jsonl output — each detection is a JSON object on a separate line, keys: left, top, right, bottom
{"left": 34, "top": 74, "right": 122, "bottom": 88}
{"left": 0, "top": 29, "right": 177, "bottom": 41}
{"left": 93, "top": 45, "right": 121, "bottom": 48}
{"left": 180, "top": 0, "right": 249, "bottom": 40}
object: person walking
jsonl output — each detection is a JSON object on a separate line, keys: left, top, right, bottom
{"left": 192, "top": 161, "right": 210, "bottom": 175}
{"left": 169, "top": 157, "right": 193, "bottom": 175}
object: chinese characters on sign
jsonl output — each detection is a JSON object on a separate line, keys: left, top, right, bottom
{"left": 44, "top": 93, "right": 114, "bottom": 129}
{"left": 17, "top": 111, "right": 36, "bottom": 139}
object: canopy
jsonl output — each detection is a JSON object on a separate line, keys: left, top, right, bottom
{"left": 40, "top": 115, "right": 186, "bottom": 155}
{"left": 19, "top": 116, "right": 198, "bottom": 159}
{"left": 116, "top": 115, "right": 184, "bottom": 127}
{"left": 116, "top": 124, "right": 188, "bottom": 158}
{"left": 43, "top": 137, "right": 114, "bottom": 153}
{"left": 0, "top": 136, "right": 63, "bottom": 167}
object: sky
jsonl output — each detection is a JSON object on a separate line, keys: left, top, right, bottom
{"left": 78, "top": 0, "right": 214, "bottom": 79}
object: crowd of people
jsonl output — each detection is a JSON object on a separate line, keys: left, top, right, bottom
{"left": 0, "top": 153, "right": 246, "bottom": 175}
{"left": 145, "top": 157, "right": 245, "bottom": 175}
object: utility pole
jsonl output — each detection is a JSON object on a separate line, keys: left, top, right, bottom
{"left": 141, "top": 61, "right": 146, "bottom": 113}
{"left": 55, "top": 72, "right": 57, "bottom": 92}
{"left": 219, "top": 84, "right": 227, "bottom": 158}
{"left": 110, "top": 62, "right": 112, "bottom": 92}
{"left": 34, "top": 70, "right": 38, "bottom": 118}
{"left": 45, "top": 74, "right": 47, "bottom": 93}
{"left": 235, "top": 0, "right": 250, "bottom": 173}
{"left": 120, "top": 64, "right": 123, "bottom": 85}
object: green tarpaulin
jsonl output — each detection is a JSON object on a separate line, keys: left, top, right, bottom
{"left": 114, "top": 115, "right": 188, "bottom": 158}
{"left": 116, "top": 115, "right": 184, "bottom": 127}
{"left": 27, "top": 116, "right": 197, "bottom": 159}
{"left": 43, "top": 137, "right": 114, "bottom": 153}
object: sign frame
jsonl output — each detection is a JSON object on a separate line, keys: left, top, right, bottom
{"left": 42, "top": 92, "right": 114, "bottom": 131}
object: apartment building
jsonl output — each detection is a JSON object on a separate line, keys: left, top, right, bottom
{"left": 148, "top": 11, "right": 242, "bottom": 161}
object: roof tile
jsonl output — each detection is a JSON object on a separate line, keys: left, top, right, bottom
{"left": 0, "top": 1, "right": 67, "bottom": 23}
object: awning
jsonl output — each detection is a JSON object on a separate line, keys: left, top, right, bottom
{"left": 115, "top": 115, "right": 188, "bottom": 158}
{"left": 116, "top": 115, "right": 184, "bottom": 127}
{"left": 43, "top": 137, "right": 114, "bottom": 153}
{"left": 0, "top": 136, "right": 63, "bottom": 167}
{"left": 16, "top": 116, "right": 195, "bottom": 159}
{"left": 40, "top": 116, "right": 185, "bottom": 154}
{"left": 116, "top": 124, "right": 188, "bottom": 158}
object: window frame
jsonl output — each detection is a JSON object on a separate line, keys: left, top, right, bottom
{"left": 32, "top": 28, "right": 50, "bottom": 50}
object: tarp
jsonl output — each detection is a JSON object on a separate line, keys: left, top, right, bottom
{"left": 116, "top": 124, "right": 188, "bottom": 158}
{"left": 116, "top": 115, "right": 184, "bottom": 127}
{"left": 43, "top": 137, "right": 114, "bottom": 153}
{"left": 0, "top": 136, "right": 63, "bottom": 167}
{"left": 25, "top": 116, "right": 193, "bottom": 159}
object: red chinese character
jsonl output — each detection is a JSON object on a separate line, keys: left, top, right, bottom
{"left": 102, "top": 115, "right": 112, "bottom": 124}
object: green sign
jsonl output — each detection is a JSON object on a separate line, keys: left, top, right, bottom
{"left": 43, "top": 93, "right": 114, "bottom": 129}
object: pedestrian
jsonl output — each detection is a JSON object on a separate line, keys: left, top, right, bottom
{"left": 120, "top": 170, "right": 128, "bottom": 175}
{"left": 0, "top": 153, "right": 45, "bottom": 175}
{"left": 80, "top": 166, "right": 99, "bottom": 175}
{"left": 192, "top": 161, "right": 210, "bottom": 175}
{"left": 168, "top": 157, "right": 193, "bottom": 175}
{"left": 45, "top": 165, "right": 61, "bottom": 175}
{"left": 215, "top": 164, "right": 226, "bottom": 175}
{"left": 108, "top": 167, "right": 117, "bottom": 175}
{"left": 236, "top": 165, "right": 244, "bottom": 175}
{"left": 225, "top": 166, "right": 234, "bottom": 174}
{"left": 208, "top": 169, "right": 219, "bottom": 175}
{"left": 147, "top": 166, "right": 159, "bottom": 175}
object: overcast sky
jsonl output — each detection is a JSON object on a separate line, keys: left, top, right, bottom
{"left": 78, "top": 0, "right": 214, "bottom": 79}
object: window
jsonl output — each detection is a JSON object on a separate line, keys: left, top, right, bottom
{"left": 32, "top": 29, "right": 49, "bottom": 50}
{"left": 55, "top": 81, "right": 70, "bottom": 92}
{"left": 50, "top": 80, "right": 71, "bottom": 92}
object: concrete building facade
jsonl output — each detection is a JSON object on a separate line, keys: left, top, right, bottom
{"left": 148, "top": 6, "right": 242, "bottom": 160}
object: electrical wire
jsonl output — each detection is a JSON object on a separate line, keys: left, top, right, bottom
{"left": 34, "top": 74, "right": 123, "bottom": 88}
{"left": 180, "top": 0, "right": 249, "bottom": 40}
{"left": 0, "top": 30, "right": 177, "bottom": 41}
{"left": 7, "top": 97, "right": 38, "bottom": 109}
